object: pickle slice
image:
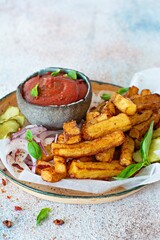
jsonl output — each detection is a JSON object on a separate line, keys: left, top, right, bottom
{"left": 11, "top": 115, "right": 25, "bottom": 127}
{"left": 0, "top": 106, "right": 20, "bottom": 124}
{"left": 0, "top": 120, "right": 20, "bottom": 139}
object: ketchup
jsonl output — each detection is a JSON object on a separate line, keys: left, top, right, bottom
{"left": 22, "top": 73, "right": 88, "bottom": 106}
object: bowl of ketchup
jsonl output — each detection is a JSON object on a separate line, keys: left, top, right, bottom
{"left": 16, "top": 67, "right": 92, "bottom": 129}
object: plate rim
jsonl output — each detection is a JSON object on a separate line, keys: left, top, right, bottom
{"left": 0, "top": 81, "right": 144, "bottom": 201}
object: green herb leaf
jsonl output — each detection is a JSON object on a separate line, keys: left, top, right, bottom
{"left": 30, "top": 84, "right": 39, "bottom": 97}
{"left": 100, "top": 93, "right": 111, "bottom": 101}
{"left": 140, "top": 120, "right": 154, "bottom": 164}
{"left": 115, "top": 121, "right": 154, "bottom": 180}
{"left": 117, "top": 87, "right": 129, "bottom": 95}
{"left": 36, "top": 208, "right": 51, "bottom": 225}
{"left": 28, "top": 141, "right": 42, "bottom": 160}
{"left": 67, "top": 70, "right": 77, "bottom": 80}
{"left": 26, "top": 129, "right": 33, "bottom": 141}
{"left": 51, "top": 69, "right": 60, "bottom": 77}
{"left": 114, "top": 162, "right": 144, "bottom": 180}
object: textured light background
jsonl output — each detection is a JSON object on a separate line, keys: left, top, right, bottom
{"left": 0, "top": 1, "right": 160, "bottom": 239}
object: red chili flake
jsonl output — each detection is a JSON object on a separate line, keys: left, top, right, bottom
{"left": 2, "top": 220, "right": 13, "bottom": 228}
{"left": 2, "top": 178, "right": 7, "bottom": 186}
{"left": 1, "top": 188, "right": 6, "bottom": 193}
{"left": 7, "top": 196, "right": 11, "bottom": 199}
{"left": 53, "top": 219, "right": 64, "bottom": 225}
{"left": 12, "top": 163, "right": 24, "bottom": 170}
{"left": 14, "top": 206, "right": 23, "bottom": 211}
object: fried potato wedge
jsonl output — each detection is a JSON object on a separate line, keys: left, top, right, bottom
{"left": 57, "top": 133, "right": 65, "bottom": 144}
{"left": 54, "top": 155, "right": 67, "bottom": 174}
{"left": 120, "top": 135, "right": 135, "bottom": 166}
{"left": 132, "top": 94, "right": 160, "bottom": 111}
{"left": 129, "top": 110, "right": 152, "bottom": 126}
{"left": 41, "top": 166, "right": 66, "bottom": 182}
{"left": 111, "top": 93, "right": 137, "bottom": 115}
{"left": 68, "top": 160, "right": 124, "bottom": 179}
{"left": 86, "top": 111, "right": 100, "bottom": 122}
{"left": 36, "top": 160, "right": 54, "bottom": 175}
{"left": 40, "top": 144, "right": 53, "bottom": 162}
{"left": 128, "top": 86, "right": 139, "bottom": 98}
{"left": 63, "top": 120, "right": 81, "bottom": 144}
{"left": 82, "top": 113, "right": 131, "bottom": 140}
{"left": 141, "top": 89, "right": 151, "bottom": 96}
{"left": 101, "top": 101, "right": 116, "bottom": 117}
{"left": 76, "top": 156, "right": 95, "bottom": 162}
{"left": 129, "top": 113, "right": 160, "bottom": 140}
{"left": 95, "top": 147, "right": 115, "bottom": 162}
{"left": 52, "top": 130, "right": 125, "bottom": 158}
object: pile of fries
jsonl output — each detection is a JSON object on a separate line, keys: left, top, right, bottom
{"left": 36, "top": 86, "right": 160, "bottom": 182}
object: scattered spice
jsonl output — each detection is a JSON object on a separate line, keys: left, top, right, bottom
{"left": 2, "top": 178, "right": 7, "bottom": 186}
{"left": 1, "top": 188, "right": 6, "bottom": 193}
{"left": 14, "top": 206, "right": 23, "bottom": 211}
{"left": 53, "top": 219, "right": 64, "bottom": 225}
{"left": 2, "top": 220, "right": 13, "bottom": 228}
{"left": 7, "top": 196, "right": 11, "bottom": 199}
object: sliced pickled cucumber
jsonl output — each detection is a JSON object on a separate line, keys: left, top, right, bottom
{"left": 153, "top": 127, "right": 160, "bottom": 139}
{"left": 133, "top": 138, "right": 160, "bottom": 163}
{"left": 0, "top": 106, "right": 20, "bottom": 124}
{"left": 0, "top": 120, "right": 20, "bottom": 139}
{"left": 11, "top": 115, "right": 25, "bottom": 127}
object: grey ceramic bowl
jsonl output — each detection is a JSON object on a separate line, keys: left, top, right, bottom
{"left": 16, "top": 67, "right": 92, "bottom": 129}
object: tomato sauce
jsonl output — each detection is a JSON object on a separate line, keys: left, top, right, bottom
{"left": 22, "top": 73, "right": 88, "bottom": 106}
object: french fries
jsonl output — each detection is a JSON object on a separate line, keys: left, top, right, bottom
{"left": 52, "top": 130, "right": 125, "bottom": 158}
{"left": 35, "top": 85, "right": 159, "bottom": 184}
{"left": 95, "top": 148, "right": 115, "bottom": 162}
{"left": 82, "top": 113, "right": 131, "bottom": 140}
{"left": 111, "top": 93, "right": 137, "bottom": 115}
{"left": 68, "top": 160, "right": 124, "bottom": 179}
{"left": 120, "top": 136, "right": 135, "bottom": 166}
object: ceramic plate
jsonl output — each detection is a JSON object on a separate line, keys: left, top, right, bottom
{"left": 0, "top": 81, "right": 144, "bottom": 204}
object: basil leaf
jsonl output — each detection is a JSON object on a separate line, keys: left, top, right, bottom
{"left": 26, "top": 129, "right": 33, "bottom": 141}
{"left": 100, "top": 93, "right": 111, "bottom": 101}
{"left": 28, "top": 141, "right": 42, "bottom": 160}
{"left": 117, "top": 87, "right": 129, "bottom": 95}
{"left": 115, "top": 162, "right": 144, "bottom": 180}
{"left": 140, "top": 121, "right": 154, "bottom": 164}
{"left": 67, "top": 70, "right": 77, "bottom": 80}
{"left": 51, "top": 69, "right": 60, "bottom": 76}
{"left": 36, "top": 208, "right": 51, "bottom": 225}
{"left": 30, "top": 84, "right": 39, "bottom": 97}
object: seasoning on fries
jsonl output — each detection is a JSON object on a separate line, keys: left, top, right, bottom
{"left": 34, "top": 85, "right": 160, "bottom": 182}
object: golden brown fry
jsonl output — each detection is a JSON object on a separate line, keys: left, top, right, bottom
{"left": 52, "top": 130, "right": 125, "bottom": 158}
{"left": 132, "top": 94, "right": 160, "bottom": 111}
{"left": 141, "top": 89, "right": 151, "bottom": 96}
{"left": 129, "top": 110, "right": 152, "bottom": 126}
{"left": 40, "top": 144, "right": 53, "bottom": 162}
{"left": 89, "top": 113, "right": 108, "bottom": 124}
{"left": 134, "top": 139, "right": 141, "bottom": 150}
{"left": 57, "top": 133, "right": 65, "bottom": 144}
{"left": 86, "top": 111, "right": 100, "bottom": 122}
{"left": 128, "top": 86, "right": 139, "bottom": 98}
{"left": 101, "top": 101, "right": 116, "bottom": 117}
{"left": 41, "top": 166, "right": 66, "bottom": 182}
{"left": 54, "top": 155, "right": 67, "bottom": 174}
{"left": 95, "top": 148, "right": 115, "bottom": 162}
{"left": 36, "top": 160, "right": 54, "bottom": 175}
{"left": 63, "top": 120, "right": 81, "bottom": 144}
{"left": 77, "top": 156, "right": 95, "bottom": 162}
{"left": 92, "top": 101, "right": 106, "bottom": 113}
{"left": 68, "top": 160, "right": 124, "bottom": 179}
{"left": 111, "top": 93, "right": 137, "bottom": 115}
{"left": 120, "top": 135, "right": 135, "bottom": 166}
{"left": 82, "top": 113, "right": 131, "bottom": 140}
{"left": 129, "top": 113, "right": 160, "bottom": 140}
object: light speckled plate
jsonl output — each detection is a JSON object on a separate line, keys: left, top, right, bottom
{"left": 0, "top": 81, "right": 144, "bottom": 204}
